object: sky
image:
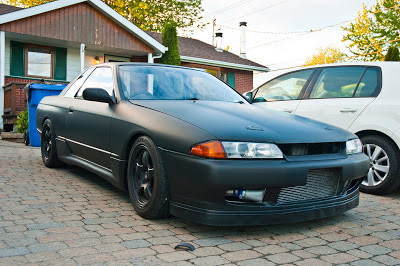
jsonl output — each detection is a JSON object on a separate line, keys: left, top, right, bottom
{"left": 183, "top": 0, "right": 377, "bottom": 87}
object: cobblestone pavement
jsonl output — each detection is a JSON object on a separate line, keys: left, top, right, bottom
{"left": 1, "top": 140, "right": 400, "bottom": 265}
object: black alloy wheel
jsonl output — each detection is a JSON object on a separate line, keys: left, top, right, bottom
{"left": 42, "top": 127, "right": 52, "bottom": 161}
{"left": 127, "top": 136, "right": 169, "bottom": 219}
{"left": 41, "top": 119, "right": 63, "bottom": 168}
{"left": 133, "top": 147, "right": 154, "bottom": 207}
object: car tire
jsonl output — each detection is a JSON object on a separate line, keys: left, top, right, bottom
{"left": 127, "top": 136, "right": 170, "bottom": 219}
{"left": 360, "top": 135, "right": 400, "bottom": 194}
{"left": 41, "top": 119, "right": 63, "bottom": 168}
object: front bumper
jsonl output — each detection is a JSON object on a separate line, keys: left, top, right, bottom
{"left": 160, "top": 149, "right": 369, "bottom": 226}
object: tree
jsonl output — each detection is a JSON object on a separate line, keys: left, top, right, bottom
{"left": 384, "top": 46, "right": 400, "bottom": 60}
{"left": 160, "top": 22, "right": 181, "bottom": 65}
{"left": 0, "top": 0, "right": 205, "bottom": 32}
{"left": 303, "top": 46, "right": 346, "bottom": 66}
{"left": 342, "top": 0, "right": 400, "bottom": 61}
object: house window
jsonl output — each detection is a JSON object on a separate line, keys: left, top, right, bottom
{"left": 25, "top": 45, "right": 54, "bottom": 78}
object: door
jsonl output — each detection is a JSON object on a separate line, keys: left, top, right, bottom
{"left": 64, "top": 67, "right": 116, "bottom": 169}
{"left": 252, "top": 69, "right": 315, "bottom": 113}
{"left": 295, "top": 66, "right": 381, "bottom": 130}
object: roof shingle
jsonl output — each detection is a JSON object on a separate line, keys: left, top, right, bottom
{"left": 0, "top": 4, "right": 22, "bottom": 15}
{"left": 146, "top": 31, "right": 267, "bottom": 69}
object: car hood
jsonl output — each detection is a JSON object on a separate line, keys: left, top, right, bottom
{"left": 131, "top": 100, "right": 356, "bottom": 144}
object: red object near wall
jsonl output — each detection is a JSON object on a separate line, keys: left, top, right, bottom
{"left": 2, "top": 81, "right": 27, "bottom": 131}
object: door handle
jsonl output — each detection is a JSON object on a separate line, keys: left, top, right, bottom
{"left": 68, "top": 106, "right": 74, "bottom": 113}
{"left": 339, "top": 108, "right": 357, "bottom": 113}
{"left": 282, "top": 109, "right": 294, "bottom": 113}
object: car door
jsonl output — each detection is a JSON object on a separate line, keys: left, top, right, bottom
{"left": 64, "top": 67, "right": 116, "bottom": 169}
{"left": 295, "top": 66, "right": 381, "bottom": 130}
{"left": 252, "top": 69, "right": 316, "bottom": 113}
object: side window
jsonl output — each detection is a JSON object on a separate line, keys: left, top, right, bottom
{"left": 254, "top": 69, "right": 313, "bottom": 102}
{"left": 309, "top": 67, "right": 365, "bottom": 99}
{"left": 76, "top": 67, "right": 114, "bottom": 98}
{"left": 354, "top": 67, "right": 381, "bottom": 97}
{"left": 63, "top": 68, "right": 94, "bottom": 98}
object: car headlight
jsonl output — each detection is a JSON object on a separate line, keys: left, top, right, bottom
{"left": 190, "top": 141, "right": 284, "bottom": 159}
{"left": 221, "top": 142, "right": 283, "bottom": 159}
{"left": 346, "top": 139, "right": 363, "bottom": 155}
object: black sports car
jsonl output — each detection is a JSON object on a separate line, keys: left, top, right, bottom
{"left": 36, "top": 63, "right": 369, "bottom": 226}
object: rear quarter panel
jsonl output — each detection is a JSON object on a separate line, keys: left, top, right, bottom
{"left": 348, "top": 64, "right": 400, "bottom": 150}
{"left": 36, "top": 96, "right": 67, "bottom": 137}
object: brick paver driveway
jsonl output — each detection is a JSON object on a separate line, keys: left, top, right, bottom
{"left": 1, "top": 140, "right": 400, "bottom": 265}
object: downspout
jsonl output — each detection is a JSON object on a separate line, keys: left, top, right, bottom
{"left": 148, "top": 53, "right": 163, "bottom": 63}
{"left": 80, "top": 43, "right": 85, "bottom": 71}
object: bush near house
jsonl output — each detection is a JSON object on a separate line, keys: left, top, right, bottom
{"left": 15, "top": 108, "right": 28, "bottom": 133}
{"left": 160, "top": 22, "right": 181, "bottom": 65}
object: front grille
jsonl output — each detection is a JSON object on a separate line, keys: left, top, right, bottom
{"left": 278, "top": 142, "right": 345, "bottom": 156}
{"left": 277, "top": 168, "right": 340, "bottom": 204}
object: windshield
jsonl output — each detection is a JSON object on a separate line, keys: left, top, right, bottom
{"left": 118, "top": 65, "right": 244, "bottom": 102}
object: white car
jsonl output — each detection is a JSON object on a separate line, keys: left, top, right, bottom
{"left": 246, "top": 62, "right": 400, "bottom": 195}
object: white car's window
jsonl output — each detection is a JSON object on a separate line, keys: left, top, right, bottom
{"left": 63, "top": 68, "right": 94, "bottom": 98}
{"left": 354, "top": 67, "right": 381, "bottom": 97}
{"left": 254, "top": 69, "right": 313, "bottom": 102}
{"left": 309, "top": 67, "right": 365, "bottom": 99}
{"left": 76, "top": 67, "right": 114, "bottom": 98}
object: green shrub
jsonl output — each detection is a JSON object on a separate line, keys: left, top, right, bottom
{"left": 16, "top": 108, "right": 28, "bottom": 133}
{"left": 160, "top": 21, "right": 181, "bottom": 66}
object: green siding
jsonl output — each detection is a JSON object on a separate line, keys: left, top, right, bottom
{"left": 10, "top": 41, "right": 25, "bottom": 76}
{"left": 227, "top": 72, "right": 235, "bottom": 89}
{"left": 54, "top": 47, "right": 67, "bottom": 81}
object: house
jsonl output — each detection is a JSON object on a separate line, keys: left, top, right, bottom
{"left": 0, "top": 0, "right": 268, "bottom": 131}
{"left": 146, "top": 32, "right": 269, "bottom": 94}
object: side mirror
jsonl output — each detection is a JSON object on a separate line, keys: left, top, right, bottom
{"left": 83, "top": 88, "right": 115, "bottom": 104}
{"left": 243, "top": 91, "right": 253, "bottom": 103}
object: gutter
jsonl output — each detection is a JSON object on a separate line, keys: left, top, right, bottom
{"left": 180, "top": 56, "right": 270, "bottom": 72}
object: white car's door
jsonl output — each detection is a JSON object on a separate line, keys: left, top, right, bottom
{"left": 295, "top": 66, "right": 380, "bottom": 130}
{"left": 251, "top": 69, "right": 316, "bottom": 113}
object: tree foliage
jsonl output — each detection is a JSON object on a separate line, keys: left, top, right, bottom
{"left": 384, "top": 46, "right": 400, "bottom": 60}
{"left": 160, "top": 22, "right": 181, "bottom": 65}
{"left": 342, "top": 0, "right": 400, "bottom": 61}
{"left": 0, "top": 0, "right": 205, "bottom": 32}
{"left": 303, "top": 46, "right": 346, "bottom": 66}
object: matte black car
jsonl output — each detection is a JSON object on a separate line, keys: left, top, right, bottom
{"left": 36, "top": 63, "right": 369, "bottom": 226}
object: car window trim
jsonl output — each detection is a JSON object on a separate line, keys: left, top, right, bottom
{"left": 352, "top": 67, "right": 368, "bottom": 97}
{"left": 353, "top": 66, "right": 382, "bottom": 98}
{"left": 302, "top": 68, "right": 322, "bottom": 99}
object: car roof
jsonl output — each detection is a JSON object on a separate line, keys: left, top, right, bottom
{"left": 290, "top": 61, "right": 400, "bottom": 72}
{"left": 94, "top": 62, "right": 205, "bottom": 72}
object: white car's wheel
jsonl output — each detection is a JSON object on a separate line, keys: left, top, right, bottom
{"left": 360, "top": 135, "right": 400, "bottom": 194}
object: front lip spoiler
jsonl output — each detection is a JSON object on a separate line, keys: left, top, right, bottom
{"left": 170, "top": 185, "right": 360, "bottom": 226}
